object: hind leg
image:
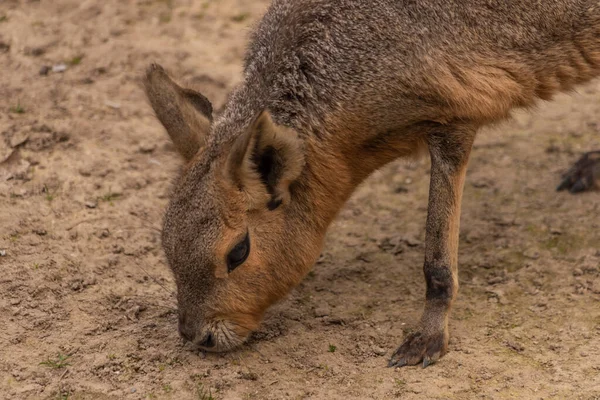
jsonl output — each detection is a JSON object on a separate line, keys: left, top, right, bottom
{"left": 556, "top": 151, "right": 600, "bottom": 193}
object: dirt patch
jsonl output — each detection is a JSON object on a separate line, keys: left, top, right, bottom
{"left": 1, "top": 1, "right": 599, "bottom": 399}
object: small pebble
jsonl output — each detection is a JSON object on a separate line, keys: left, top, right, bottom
{"left": 523, "top": 249, "right": 540, "bottom": 260}
{"left": 487, "top": 276, "right": 504, "bottom": 285}
{"left": 97, "top": 229, "right": 110, "bottom": 238}
{"left": 83, "top": 277, "right": 97, "bottom": 286}
{"left": 570, "top": 130, "right": 584, "bottom": 138}
{"left": 39, "top": 65, "right": 51, "bottom": 76}
{"left": 404, "top": 237, "right": 422, "bottom": 247}
{"left": 356, "top": 252, "right": 373, "bottom": 263}
{"left": 25, "top": 46, "right": 45, "bottom": 56}
{"left": 105, "top": 100, "right": 121, "bottom": 109}
{"left": 130, "top": 388, "right": 136, "bottom": 393}
{"left": 11, "top": 188, "right": 28, "bottom": 197}
{"left": 0, "top": 250, "right": 6, "bottom": 256}
{"left": 314, "top": 305, "right": 330, "bottom": 318}
{"left": 9, "top": 131, "right": 29, "bottom": 148}
{"left": 471, "top": 179, "right": 491, "bottom": 188}
{"left": 52, "top": 64, "right": 67, "bottom": 73}
{"left": 239, "top": 371, "right": 259, "bottom": 381}
{"left": 506, "top": 340, "right": 525, "bottom": 352}
{"left": 372, "top": 346, "right": 386, "bottom": 356}
{"left": 85, "top": 201, "right": 98, "bottom": 209}
{"left": 78, "top": 166, "right": 93, "bottom": 177}
{"left": 138, "top": 142, "right": 156, "bottom": 154}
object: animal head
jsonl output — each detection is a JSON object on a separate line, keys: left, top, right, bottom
{"left": 144, "top": 64, "right": 324, "bottom": 351}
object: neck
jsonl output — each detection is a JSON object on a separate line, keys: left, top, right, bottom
{"left": 290, "top": 117, "right": 423, "bottom": 235}
{"left": 294, "top": 139, "right": 356, "bottom": 232}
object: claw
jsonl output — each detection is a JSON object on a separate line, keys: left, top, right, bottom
{"left": 570, "top": 179, "right": 587, "bottom": 193}
{"left": 388, "top": 358, "right": 407, "bottom": 368}
{"left": 389, "top": 330, "right": 447, "bottom": 368}
{"left": 556, "top": 177, "right": 571, "bottom": 192}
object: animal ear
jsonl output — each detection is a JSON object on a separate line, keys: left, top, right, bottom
{"left": 144, "top": 63, "right": 213, "bottom": 161}
{"left": 227, "top": 110, "right": 305, "bottom": 210}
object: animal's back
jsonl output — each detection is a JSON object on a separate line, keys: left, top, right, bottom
{"left": 234, "top": 0, "right": 600, "bottom": 134}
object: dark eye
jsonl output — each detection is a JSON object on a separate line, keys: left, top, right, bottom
{"left": 227, "top": 233, "right": 250, "bottom": 273}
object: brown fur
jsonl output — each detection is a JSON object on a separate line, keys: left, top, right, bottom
{"left": 145, "top": 0, "right": 600, "bottom": 365}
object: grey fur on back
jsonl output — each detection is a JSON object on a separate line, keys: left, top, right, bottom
{"left": 210, "top": 0, "right": 600, "bottom": 148}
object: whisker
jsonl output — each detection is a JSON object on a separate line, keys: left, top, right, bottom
{"left": 66, "top": 217, "right": 162, "bottom": 234}
{"left": 133, "top": 260, "right": 176, "bottom": 298}
{"left": 129, "top": 213, "right": 163, "bottom": 233}
{"left": 132, "top": 296, "right": 177, "bottom": 312}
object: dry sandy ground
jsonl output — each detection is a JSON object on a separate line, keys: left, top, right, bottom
{"left": 1, "top": 1, "right": 600, "bottom": 399}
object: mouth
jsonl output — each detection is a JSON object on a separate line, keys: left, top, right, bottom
{"left": 194, "top": 320, "right": 248, "bottom": 352}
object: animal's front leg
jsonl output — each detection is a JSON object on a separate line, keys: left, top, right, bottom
{"left": 389, "top": 126, "right": 475, "bottom": 368}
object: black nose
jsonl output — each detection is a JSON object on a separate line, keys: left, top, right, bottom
{"left": 198, "top": 332, "right": 215, "bottom": 348}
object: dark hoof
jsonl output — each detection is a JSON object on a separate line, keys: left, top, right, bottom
{"left": 388, "top": 331, "right": 447, "bottom": 368}
{"left": 557, "top": 151, "right": 600, "bottom": 194}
